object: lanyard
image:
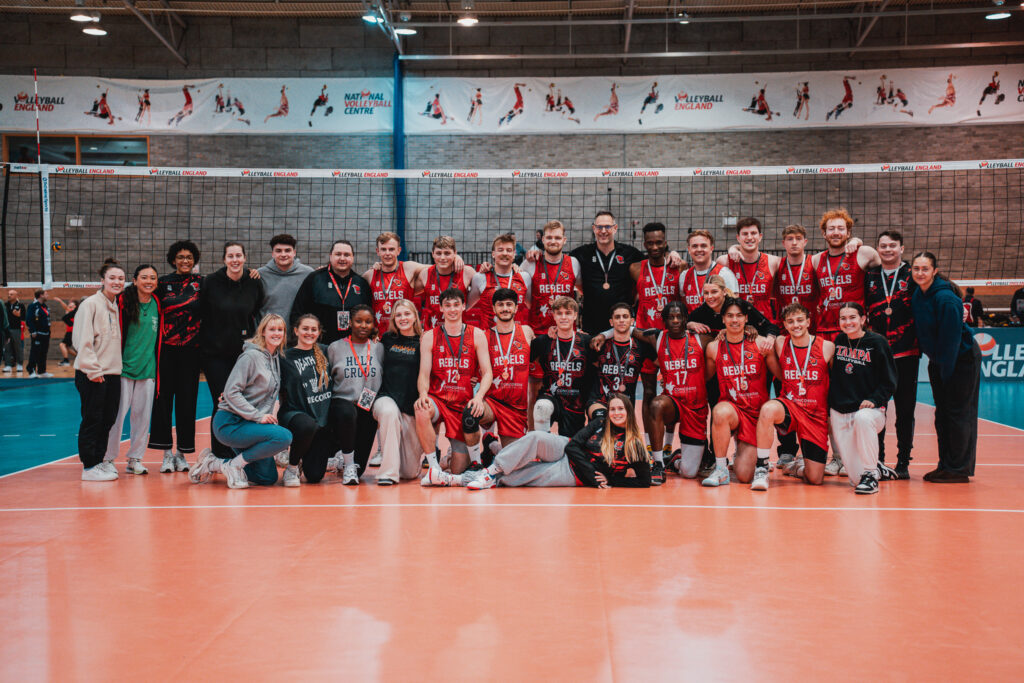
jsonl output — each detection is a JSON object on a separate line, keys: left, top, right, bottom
{"left": 348, "top": 338, "right": 373, "bottom": 379}
{"left": 824, "top": 253, "right": 846, "bottom": 286}
{"left": 645, "top": 260, "right": 670, "bottom": 298}
{"left": 721, "top": 340, "right": 747, "bottom": 382}
{"left": 493, "top": 327, "right": 516, "bottom": 367}
{"left": 611, "top": 338, "right": 633, "bottom": 381}
{"left": 788, "top": 337, "right": 813, "bottom": 386}
{"left": 595, "top": 248, "right": 617, "bottom": 287}
{"left": 379, "top": 266, "right": 402, "bottom": 301}
{"left": 785, "top": 258, "right": 807, "bottom": 302}
{"left": 434, "top": 266, "right": 456, "bottom": 294}
{"left": 881, "top": 265, "right": 901, "bottom": 304}
{"left": 555, "top": 333, "right": 574, "bottom": 370}
{"left": 441, "top": 324, "right": 466, "bottom": 369}
{"left": 543, "top": 256, "right": 566, "bottom": 285}
{"left": 688, "top": 266, "right": 712, "bottom": 295}
{"left": 328, "top": 270, "right": 353, "bottom": 307}
{"left": 735, "top": 254, "right": 760, "bottom": 294}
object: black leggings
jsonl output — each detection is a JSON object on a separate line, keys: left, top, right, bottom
{"left": 149, "top": 345, "right": 200, "bottom": 453}
{"left": 76, "top": 370, "right": 121, "bottom": 468}
{"left": 284, "top": 413, "right": 341, "bottom": 484}
{"left": 329, "top": 398, "right": 378, "bottom": 475}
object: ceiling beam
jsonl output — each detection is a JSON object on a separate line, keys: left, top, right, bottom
{"left": 401, "top": 6, "right": 1022, "bottom": 28}
{"left": 621, "top": 0, "right": 637, "bottom": 64}
{"left": 851, "top": 0, "right": 893, "bottom": 54}
{"left": 398, "top": 39, "right": 1024, "bottom": 61}
{"left": 122, "top": 0, "right": 188, "bottom": 66}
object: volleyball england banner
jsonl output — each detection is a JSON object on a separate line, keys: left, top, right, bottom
{"left": 0, "top": 76, "right": 393, "bottom": 134}
{"left": 404, "top": 63, "right": 1024, "bottom": 134}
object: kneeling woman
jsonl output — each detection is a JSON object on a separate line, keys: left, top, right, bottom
{"left": 278, "top": 314, "right": 339, "bottom": 486}
{"left": 190, "top": 314, "right": 291, "bottom": 489}
{"left": 828, "top": 302, "right": 897, "bottom": 494}
{"left": 425, "top": 394, "right": 650, "bottom": 489}
{"left": 327, "top": 305, "right": 383, "bottom": 485}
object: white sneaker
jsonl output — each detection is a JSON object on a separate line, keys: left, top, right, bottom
{"left": 824, "top": 456, "right": 843, "bottom": 477}
{"left": 282, "top": 465, "right": 301, "bottom": 487}
{"left": 342, "top": 463, "right": 360, "bottom": 486}
{"left": 39, "top": 372, "right": 53, "bottom": 378}
{"left": 126, "top": 458, "right": 148, "bottom": 475}
{"left": 222, "top": 460, "right": 249, "bottom": 489}
{"left": 82, "top": 465, "right": 118, "bottom": 481}
{"left": 99, "top": 460, "right": 118, "bottom": 475}
{"left": 368, "top": 445, "right": 383, "bottom": 467}
{"left": 2, "top": 366, "right": 10, "bottom": 373}
{"left": 783, "top": 457, "right": 805, "bottom": 478}
{"left": 326, "top": 455, "right": 340, "bottom": 473}
{"left": 28, "top": 372, "right": 38, "bottom": 378}
{"left": 173, "top": 453, "right": 190, "bottom": 472}
{"left": 274, "top": 450, "right": 290, "bottom": 468}
{"left": 188, "top": 449, "right": 218, "bottom": 484}
{"left": 750, "top": 466, "right": 769, "bottom": 491}
{"left": 16, "top": 364, "right": 23, "bottom": 372}
{"left": 160, "top": 452, "right": 176, "bottom": 473}
{"left": 423, "top": 465, "right": 463, "bottom": 487}
{"left": 701, "top": 465, "right": 730, "bottom": 487}
{"left": 466, "top": 470, "right": 497, "bottom": 490}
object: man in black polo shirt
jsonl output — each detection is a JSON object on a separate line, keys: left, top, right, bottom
{"left": 289, "top": 239, "right": 373, "bottom": 344}
{"left": 566, "top": 211, "right": 644, "bottom": 334}
{"left": 865, "top": 230, "right": 918, "bottom": 479}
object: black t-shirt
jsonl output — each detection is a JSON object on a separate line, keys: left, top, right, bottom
{"left": 865, "top": 262, "right": 918, "bottom": 357}
{"left": 279, "top": 344, "right": 332, "bottom": 428}
{"left": 829, "top": 330, "right": 897, "bottom": 413}
{"left": 688, "top": 300, "right": 779, "bottom": 337}
{"left": 5, "top": 301, "right": 24, "bottom": 329}
{"left": 198, "top": 267, "right": 266, "bottom": 358}
{"left": 530, "top": 332, "right": 597, "bottom": 415}
{"left": 589, "top": 336, "right": 656, "bottom": 405}
{"left": 570, "top": 241, "right": 643, "bottom": 334}
{"left": 379, "top": 332, "right": 420, "bottom": 415}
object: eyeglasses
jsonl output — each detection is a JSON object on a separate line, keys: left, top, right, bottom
{"left": 175, "top": 254, "right": 195, "bottom": 261}
{"left": 593, "top": 224, "right": 617, "bottom": 231}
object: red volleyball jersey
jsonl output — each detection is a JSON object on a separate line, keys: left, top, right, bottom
{"left": 529, "top": 256, "right": 577, "bottom": 334}
{"left": 774, "top": 257, "right": 819, "bottom": 327}
{"left": 487, "top": 324, "right": 530, "bottom": 409}
{"left": 657, "top": 332, "right": 706, "bottom": 404}
{"left": 429, "top": 323, "right": 479, "bottom": 406}
{"left": 636, "top": 260, "right": 682, "bottom": 330}
{"left": 815, "top": 246, "right": 866, "bottom": 334}
{"left": 370, "top": 263, "right": 415, "bottom": 330}
{"left": 681, "top": 263, "right": 727, "bottom": 313}
{"left": 728, "top": 253, "right": 776, "bottom": 322}
{"left": 778, "top": 336, "right": 829, "bottom": 413}
{"left": 475, "top": 270, "right": 529, "bottom": 326}
{"left": 421, "top": 265, "right": 467, "bottom": 330}
{"left": 716, "top": 338, "right": 769, "bottom": 415}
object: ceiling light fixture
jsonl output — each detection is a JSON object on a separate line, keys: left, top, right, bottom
{"left": 677, "top": 12, "right": 690, "bottom": 25}
{"left": 458, "top": 0, "right": 478, "bottom": 26}
{"left": 70, "top": 0, "right": 94, "bottom": 22}
{"left": 395, "top": 27, "right": 417, "bottom": 35}
{"left": 82, "top": 25, "right": 107, "bottom": 36}
{"left": 362, "top": 12, "right": 382, "bottom": 24}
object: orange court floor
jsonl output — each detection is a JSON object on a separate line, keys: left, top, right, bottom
{"left": 1, "top": 403, "right": 1023, "bottom": 682}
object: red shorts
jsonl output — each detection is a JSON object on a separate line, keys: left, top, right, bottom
{"left": 722, "top": 400, "right": 759, "bottom": 446}
{"left": 776, "top": 398, "right": 829, "bottom": 452}
{"left": 666, "top": 394, "right": 708, "bottom": 442}
{"left": 429, "top": 393, "right": 468, "bottom": 443}
{"left": 485, "top": 396, "right": 527, "bottom": 439}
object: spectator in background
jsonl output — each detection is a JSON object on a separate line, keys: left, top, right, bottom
{"left": 25, "top": 289, "right": 53, "bottom": 378}
{"left": 534, "top": 229, "right": 544, "bottom": 251}
{"left": 0, "top": 300, "right": 8, "bottom": 371}
{"left": 53, "top": 296, "right": 79, "bottom": 367}
{"left": 513, "top": 232, "right": 527, "bottom": 265}
{"left": 258, "top": 233, "right": 313, "bottom": 321}
{"left": 1011, "top": 285, "right": 1024, "bottom": 325}
{"left": 962, "top": 287, "right": 985, "bottom": 327}
{"left": 4, "top": 289, "right": 25, "bottom": 373}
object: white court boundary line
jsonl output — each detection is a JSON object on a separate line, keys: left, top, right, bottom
{"left": 0, "top": 503, "right": 1021, "bottom": 514}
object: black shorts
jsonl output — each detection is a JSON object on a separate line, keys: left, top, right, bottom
{"left": 62, "top": 333, "right": 73, "bottom": 347}
{"left": 539, "top": 393, "right": 586, "bottom": 437}
{"left": 777, "top": 403, "right": 828, "bottom": 464}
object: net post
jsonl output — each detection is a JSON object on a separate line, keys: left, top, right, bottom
{"left": 1, "top": 165, "right": 10, "bottom": 286}
{"left": 392, "top": 52, "right": 407, "bottom": 249}
{"left": 39, "top": 164, "right": 52, "bottom": 289}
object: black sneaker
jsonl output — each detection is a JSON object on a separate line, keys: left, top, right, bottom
{"left": 651, "top": 461, "right": 665, "bottom": 486}
{"left": 481, "top": 433, "right": 500, "bottom": 468}
{"left": 876, "top": 463, "right": 899, "bottom": 481}
{"left": 894, "top": 464, "right": 910, "bottom": 480}
{"left": 665, "top": 449, "right": 681, "bottom": 475}
{"left": 855, "top": 472, "right": 879, "bottom": 495}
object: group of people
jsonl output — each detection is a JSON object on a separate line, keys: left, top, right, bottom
{"left": 61, "top": 211, "right": 981, "bottom": 493}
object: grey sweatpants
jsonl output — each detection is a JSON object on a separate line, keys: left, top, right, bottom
{"left": 104, "top": 377, "right": 155, "bottom": 463}
{"left": 493, "top": 431, "right": 578, "bottom": 488}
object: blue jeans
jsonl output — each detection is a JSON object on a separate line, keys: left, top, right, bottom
{"left": 212, "top": 410, "right": 292, "bottom": 486}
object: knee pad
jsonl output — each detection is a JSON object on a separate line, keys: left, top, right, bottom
{"left": 461, "top": 407, "right": 481, "bottom": 433}
{"left": 533, "top": 399, "right": 555, "bottom": 422}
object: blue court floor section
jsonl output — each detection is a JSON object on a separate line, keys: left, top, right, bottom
{"left": 2, "top": 378, "right": 1023, "bottom": 478}
{"left": 0, "top": 378, "right": 213, "bottom": 477}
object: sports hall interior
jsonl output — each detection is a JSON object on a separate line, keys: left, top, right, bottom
{"left": 1, "top": 1, "right": 1023, "bottom": 680}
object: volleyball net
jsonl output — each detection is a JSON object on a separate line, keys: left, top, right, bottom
{"left": 2, "top": 160, "right": 1023, "bottom": 288}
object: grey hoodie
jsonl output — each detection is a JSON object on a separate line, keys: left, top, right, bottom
{"left": 219, "top": 341, "right": 281, "bottom": 421}
{"left": 258, "top": 257, "right": 314, "bottom": 320}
